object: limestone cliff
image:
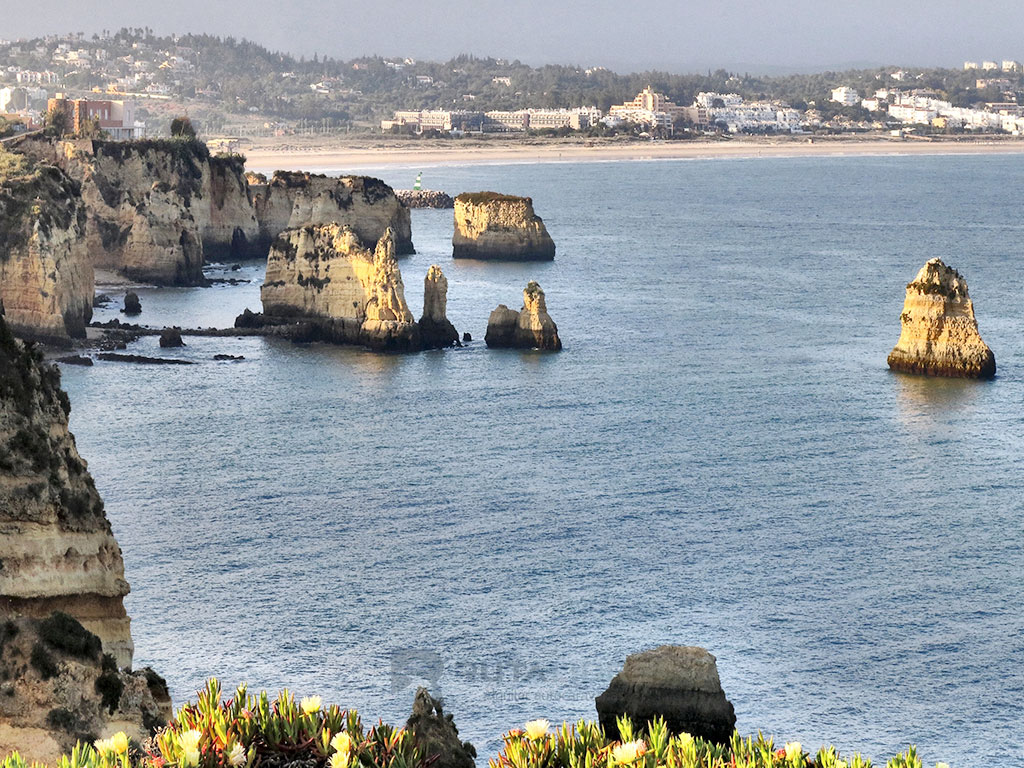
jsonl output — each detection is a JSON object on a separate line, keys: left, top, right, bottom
{"left": 0, "top": 165, "right": 93, "bottom": 343}
{"left": 16, "top": 137, "right": 260, "bottom": 285}
{"left": 252, "top": 171, "right": 414, "bottom": 255}
{"left": 452, "top": 192, "right": 555, "bottom": 261}
{"left": 0, "top": 312, "right": 133, "bottom": 667}
{"left": 261, "top": 225, "right": 419, "bottom": 350}
{"left": 887, "top": 257, "right": 995, "bottom": 379}
{"left": 418, "top": 265, "right": 459, "bottom": 349}
{"left": 485, "top": 281, "right": 562, "bottom": 350}
{"left": 0, "top": 614, "right": 171, "bottom": 762}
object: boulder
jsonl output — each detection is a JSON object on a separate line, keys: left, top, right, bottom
{"left": 122, "top": 292, "right": 141, "bottom": 315}
{"left": 418, "top": 265, "right": 460, "bottom": 349}
{"left": 595, "top": 646, "right": 736, "bottom": 744}
{"left": 887, "top": 257, "right": 995, "bottom": 379}
{"left": 158, "top": 328, "right": 185, "bottom": 348}
{"left": 405, "top": 688, "right": 476, "bottom": 768}
{"left": 484, "top": 281, "right": 561, "bottom": 350}
{"left": 452, "top": 192, "right": 555, "bottom": 261}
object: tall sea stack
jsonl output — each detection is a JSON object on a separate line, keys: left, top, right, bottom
{"left": 887, "top": 258, "right": 995, "bottom": 379}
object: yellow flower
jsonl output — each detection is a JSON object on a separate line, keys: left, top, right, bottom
{"left": 524, "top": 719, "right": 550, "bottom": 740}
{"left": 180, "top": 730, "right": 203, "bottom": 752}
{"left": 676, "top": 733, "right": 693, "bottom": 747}
{"left": 182, "top": 747, "right": 201, "bottom": 768}
{"left": 331, "top": 732, "right": 352, "bottom": 756}
{"left": 94, "top": 738, "right": 116, "bottom": 755}
{"left": 329, "top": 751, "right": 349, "bottom": 768}
{"left": 111, "top": 732, "right": 130, "bottom": 755}
{"left": 300, "top": 695, "right": 322, "bottom": 716}
{"left": 836, "top": 762, "right": 847, "bottom": 768}
{"left": 784, "top": 742, "right": 802, "bottom": 762}
{"left": 228, "top": 744, "right": 246, "bottom": 767}
{"left": 611, "top": 740, "right": 646, "bottom": 764}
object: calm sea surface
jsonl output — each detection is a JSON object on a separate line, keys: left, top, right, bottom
{"left": 61, "top": 155, "right": 1024, "bottom": 768}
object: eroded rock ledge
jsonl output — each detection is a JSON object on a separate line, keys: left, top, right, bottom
{"left": 485, "top": 281, "right": 562, "bottom": 350}
{"left": 452, "top": 192, "right": 555, "bottom": 261}
{"left": 887, "top": 257, "right": 996, "bottom": 379}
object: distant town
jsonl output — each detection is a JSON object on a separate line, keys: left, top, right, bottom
{"left": 4, "top": 30, "right": 1024, "bottom": 142}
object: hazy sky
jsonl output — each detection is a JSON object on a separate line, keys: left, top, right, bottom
{"left": 4, "top": 0, "right": 1024, "bottom": 73}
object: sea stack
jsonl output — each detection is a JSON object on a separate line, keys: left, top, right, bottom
{"left": 484, "top": 281, "right": 561, "bottom": 350}
{"left": 261, "top": 224, "right": 420, "bottom": 351}
{"left": 595, "top": 646, "right": 737, "bottom": 745}
{"left": 452, "top": 192, "right": 555, "bottom": 261}
{"left": 887, "top": 257, "right": 995, "bottom": 379}
{"left": 418, "top": 265, "right": 460, "bottom": 348}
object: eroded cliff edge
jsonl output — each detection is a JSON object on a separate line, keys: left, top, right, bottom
{"left": 0, "top": 165, "right": 93, "bottom": 344}
{"left": 887, "top": 257, "right": 995, "bottom": 379}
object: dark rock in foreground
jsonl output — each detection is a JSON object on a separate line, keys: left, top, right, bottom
{"left": 55, "top": 355, "right": 94, "bottom": 366}
{"left": 122, "top": 291, "right": 142, "bottom": 315}
{"left": 158, "top": 327, "right": 185, "bottom": 348}
{"left": 97, "top": 353, "right": 192, "bottom": 365}
{"left": 596, "top": 645, "right": 736, "bottom": 744}
{"left": 405, "top": 688, "right": 476, "bottom": 768}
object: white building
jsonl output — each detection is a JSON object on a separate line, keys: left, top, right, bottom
{"left": 982, "top": 61, "right": 999, "bottom": 70}
{"left": 831, "top": 86, "right": 859, "bottom": 106}
{"left": 964, "top": 61, "right": 979, "bottom": 70}
{"left": 1002, "top": 60, "right": 1022, "bottom": 72}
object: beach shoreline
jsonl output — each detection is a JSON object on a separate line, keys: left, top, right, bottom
{"left": 239, "top": 134, "right": 1024, "bottom": 172}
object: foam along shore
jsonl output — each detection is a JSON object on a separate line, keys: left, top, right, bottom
{"left": 241, "top": 135, "right": 1024, "bottom": 172}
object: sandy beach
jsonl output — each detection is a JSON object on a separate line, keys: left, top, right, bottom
{"left": 239, "top": 134, "right": 1024, "bottom": 173}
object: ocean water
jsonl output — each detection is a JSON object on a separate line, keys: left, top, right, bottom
{"left": 62, "top": 155, "right": 1024, "bottom": 768}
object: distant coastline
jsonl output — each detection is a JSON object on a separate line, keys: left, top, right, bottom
{"left": 241, "top": 134, "right": 1024, "bottom": 172}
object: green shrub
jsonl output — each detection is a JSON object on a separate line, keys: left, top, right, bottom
{"left": 38, "top": 612, "right": 102, "bottom": 659}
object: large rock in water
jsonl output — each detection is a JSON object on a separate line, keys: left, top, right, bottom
{"left": 261, "top": 225, "right": 420, "bottom": 351}
{"left": 405, "top": 688, "right": 476, "bottom": 768}
{"left": 452, "top": 192, "right": 555, "bottom": 261}
{"left": 251, "top": 171, "right": 413, "bottom": 255}
{"left": 0, "top": 165, "right": 93, "bottom": 343}
{"left": 485, "top": 281, "right": 561, "bottom": 350}
{"left": 0, "top": 311, "right": 133, "bottom": 667}
{"left": 418, "top": 265, "right": 459, "bottom": 349}
{"left": 595, "top": 646, "right": 736, "bottom": 744}
{"left": 887, "top": 257, "right": 995, "bottom": 379}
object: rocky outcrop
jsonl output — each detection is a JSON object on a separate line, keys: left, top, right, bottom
{"left": 452, "top": 192, "right": 555, "bottom": 261}
{"left": 405, "top": 688, "right": 476, "bottom": 768}
{"left": 252, "top": 171, "right": 414, "bottom": 255}
{"left": 122, "top": 292, "right": 141, "bottom": 315}
{"left": 887, "top": 258, "right": 996, "bottom": 379}
{"left": 418, "top": 265, "right": 459, "bottom": 349}
{"left": 595, "top": 646, "right": 736, "bottom": 745}
{"left": 396, "top": 190, "right": 455, "bottom": 209}
{"left": 0, "top": 614, "right": 171, "bottom": 763}
{"left": 484, "top": 281, "right": 561, "bottom": 350}
{"left": 261, "top": 225, "right": 420, "bottom": 351}
{"left": 0, "top": 312, "right": 134, "bottom": 668}
{"left": 0, "top": 165, "right": 93, "bottom": 344}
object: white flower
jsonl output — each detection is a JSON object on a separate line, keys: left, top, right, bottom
{"left": 524, "top": 719, "right": 550, "bottom": 740}
{"left": 228, "top": 744, "right": 246, "bottom": 767}
{"left": 784, "top": 742, "right": 802, "bottom": 762}
{"left": 300, "top": 695, "right": 322, "bottom": 716}
{"left": 611, "top": 740, "right": 646, "bottom": 764}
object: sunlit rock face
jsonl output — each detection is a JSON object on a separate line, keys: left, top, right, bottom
{"left": 418, "top": 265, "right": 459, "bottom": 349}
{"left": 252, "top": 171, "right": 413, "bottom": 255}
{"left": 0, "top": 311, "right": 132, "bottom": 667}
{"left": 887, "top": 257, "right": 995, "bottom": 379}
{"left": 452, "top": 192, "right": 555, "bottom": 261}
{"left": 485, "top": 281, "right": 561, "bottom": 350}
{"left": 0, "top": 166, "right": 93, "bottom": 344}
{"left": 261, "top": 224, "right": 420, "bottom": 350}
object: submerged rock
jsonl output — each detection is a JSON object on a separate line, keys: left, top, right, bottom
{"left": 596, "top": 646, "right": 736, "bottom": 745}
{"left": 158, "top": 327, "right": 185, "bottom": 348}
{"left": 887, "top": 257, "right": 995, "bottom": 379}
{"left": 485, "top": 281, "right": 561, "bottom": 350}
{"left": 405, "top": 688, "right": 476, "bottom": 768}
{"left": 122, "top": 292, "right": 141, "bottom": 315}
{"left": 452, "top": 192, "right": 555, "bottom": 261}
{"left": 418, "top": 265, "right": 460, "bottom": 349}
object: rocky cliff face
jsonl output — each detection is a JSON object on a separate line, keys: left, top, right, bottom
{"left": 261, "top": 225, "right": 419, "bottom": 350}
{"left": 0, "top": 165, "right": 93, "bottom": 344}
{"left": 595, "top": 646, "right": 736, "bottom": 745}
{"left": 452, "top": 192, "right": 555, "bottom": 261}
{"left": 485, "top": 281, "right": 561, "bottom": 350}
{"left": 252, "top": 171, "right": 414, "bottom": 255}
{"left": 0, "top": 614, "right": 171, "bottom": 762}
{"left": 0, "top": 312, "right": 133, "bottom": 667}
{"left": 887, "top": 257, "right": 996, "bottom": 379}
{"left": 418, "top": 265, "right": 459, "bottom": 349}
